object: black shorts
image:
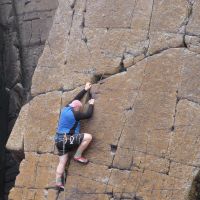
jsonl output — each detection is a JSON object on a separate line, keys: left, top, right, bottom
{"left": 56, "top": 133, "right": 84, "bottom": 155}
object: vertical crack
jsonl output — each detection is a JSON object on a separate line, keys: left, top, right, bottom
{"left": 80, "top": 0, "right": 92, "bottom": 56}
{"left": 119, "top": 51, "right": 127, "bottom": 73}
{"left": 133, "top": 130, "right": 151, "bottom": 196}
{"left": 167, "top": 61, "right": 183, "bottom": 166}
{"left": 68, "top": 0, "right": 76, "bottom": 36}
{"left": 171, "top": 90, "right": 180, "bottom": 132}
{"left": 128, "top": 0, "right": 138, "bottom": 28}
{"left": 166, "top": 160, "right": 172, "bottom": 175}
{"left": 144, "top": 0, "right": 155, "bottom": 57}
{"left": 11, "top": 0, "right": 25, "bottom": 89}
{"left": 110, "top": 144, "right": 117, "bottom": 155}
{"left": 181, "top": 0, "right": 195, "bottom": 47}
{"left": 106, "top": 61, "right": 147, "bottom": 195}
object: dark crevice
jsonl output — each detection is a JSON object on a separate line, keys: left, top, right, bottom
{"left": 0, "top": 0, "right": 58, "bottom": 199}
{"left": 183, "top": 36, "right": 188, "bottom": 48}
{"left": 92, "top": 65, "right": 127, "bottom": 86}
{"left": 171, "top": 90, "right": 180, "bottom": 132}
{"left": 25, "top": 0, "right": 31, "bottom": 6}
{"left": 183, "top": 0, "right": 195, "bottom": 48}
{"left": 106, "top": 191, "right": 114, "bottom": 199}
{"left": 108, "top": 166, "right": 131, "bottom": 172}
{"left": 119, "top": 53, "right": 127, "bottom": 73}
{"left": 93, "top": 74, "right": 107, "bottom": 83}
{"left": 23, "top": 17, "right": 40, "bottom": 22}
{"left": 70, "top": 0, "right": 77, "bottom": 9}
{"left": 125, "top": 106, "right": 133, "bottom": 111}
{"left": 188, "top": 170, "right": 200, "bottom": 200}
{"left": 166, "top": 160, "right": 172, "bottom": 176}
{"left": 110, "top": 120, "right": 127, "bottom": 169}
{"left": 110, "top": 144, "right": 118, "bottom": 154}
{"left": 170, "top": 125, "right": 175, "bottom": 132}
{"left": 133, "top": 196, "right": 144, "bottom": 200}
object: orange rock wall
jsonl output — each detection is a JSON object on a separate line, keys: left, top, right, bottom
{"left": 7, "top": 0, "right": 200, "bottom": 199}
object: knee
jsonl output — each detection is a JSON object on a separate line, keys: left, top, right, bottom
{"left": 59, "top": 155, "right": 68, "bottom": 165}
{"left": 88, "top": 134, "right": 92, "bottom": 141}
{"left": 84, "top": 133, "right": 92, "bottom": 142}
{"left": 59, "top": 159, "right": 67, "bottom": 166}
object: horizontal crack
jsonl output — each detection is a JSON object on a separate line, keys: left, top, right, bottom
{"left": 148, "top": 42, "right": 185, "bottom": 57}
{"left": 109, "top": 146, "right": 200, "bottom": 169}
{"left": 185, "top": 32, "right": 200, "bottom": 37}
{"left": 126, "top": 46, "right": 188, "bottom": 70}
{"left": 67, "top": 172, "right": 109, "bottom": 185}
{"left": 179, "top": 97, "right": 200, "bottom": 106}
{"left": 31, "top": 45, "right": 190, "bottom": 100}
{"left": 30, "top": 84, "right": 86, "bottom": 100}
{"left": 108, "top": 166, "right": 131, "bottom": 172}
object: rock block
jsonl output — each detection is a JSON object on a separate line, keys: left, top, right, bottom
{"left": 24, "top": 91, "right": 61, "bottom": 153}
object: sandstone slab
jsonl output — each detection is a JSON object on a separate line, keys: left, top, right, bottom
{"left": 24, "top": 91, "right": 61, "bottom": 153}
{"left": 148, "top": 0, "right": 188, "bottom": 55}
{"left": 186, "top": 0, "right": 200, "bottom": 35}
{"left": 6, "top": 0, "right": 200, "bottom": 199}
{"left": 85, "top": 0, "right": 137, "bottom": 28}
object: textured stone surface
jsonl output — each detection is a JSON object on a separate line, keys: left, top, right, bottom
{"left": 7, "top": 0, "right": 200, "bottom": 200}
{"left": 147, "top": 0, "right": 188, "bottom": 55}
{"left": 0, "top": 0, "right": 58, "bottom": 130}
{"left": 0, "top": 0, "right": 58, "bottom": 199}
{"left": 186, "top": 0, "right": 200, "bottom": 36}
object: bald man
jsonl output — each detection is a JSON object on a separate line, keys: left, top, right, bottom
{"left": 54, "top": 82, "right": 94, "bottom": 189}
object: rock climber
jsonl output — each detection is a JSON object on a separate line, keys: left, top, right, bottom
{"left": 54, "top": 82, "right": 94, "bottom": 189}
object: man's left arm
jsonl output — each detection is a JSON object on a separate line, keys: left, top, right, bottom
{"left": 74, "top": 99, "right": 94, "bottom": 120}
{"left": 65, "top": 82, "right": 92, "bottom": 106}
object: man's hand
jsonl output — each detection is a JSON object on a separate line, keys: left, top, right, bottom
{"left": 88, "top": 99, "right": 95, "bottom": 105}
{"left": 85, "top": 82, "right": 92, "bottom": 91}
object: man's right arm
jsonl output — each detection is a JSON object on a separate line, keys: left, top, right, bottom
{"left": 65, "top": 82, "right": 92, "bottom": 107}
{"left": 65, "top": 89, "right": 87, "bottom": 107}
{"left": 74, "top": 104, "right": 94, "bottom": 120}
{"left": 74, "top": 99, "right": 95, "bottom": 120}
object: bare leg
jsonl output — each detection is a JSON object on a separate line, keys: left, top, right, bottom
{"left": 56, "top": 153, "right": 68, "bottom": 185}
{"left": 74, "top": 133, "right": 92, "bottom": 159}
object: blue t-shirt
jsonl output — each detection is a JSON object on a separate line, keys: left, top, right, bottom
{"left": 55, "top": 106, "right": 80, "bottom": 141}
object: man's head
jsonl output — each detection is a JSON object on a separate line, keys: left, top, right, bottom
{"left": 69, "top": 100, "right": 83, "bottom": 111}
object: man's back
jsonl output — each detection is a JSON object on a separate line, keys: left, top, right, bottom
{"left": 57, "top": 106, "right": 76, "bottom": 133}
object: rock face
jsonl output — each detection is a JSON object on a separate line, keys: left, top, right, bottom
{"left": 7, "top": 0, "right": 200, "bottom": 200}
{"left": 0, "top": 0, "right": 58, "bottom": 136}
{"left": 0, "top": 0, "right": 58, "bottom": 199}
